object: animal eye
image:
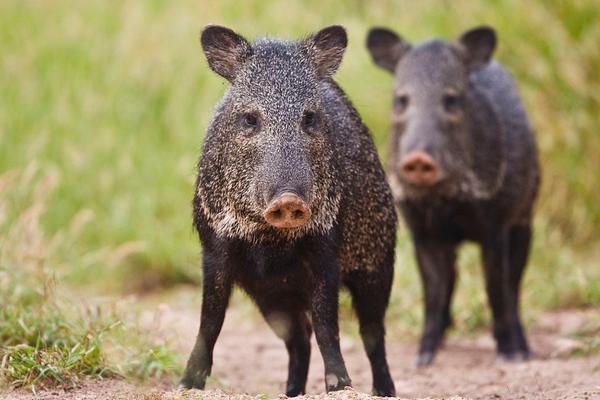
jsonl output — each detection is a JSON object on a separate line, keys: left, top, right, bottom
{"left": 443, "top": 93, "right": 464, "bottom": 112}
{"left": 240, "top": 112, "right": 259, "bottom": 129}
{"left": 302, "top": 111, "right": 318, "bottom": 130}
{"left": 394, "top": 95, "right": 409, "bottom": 112}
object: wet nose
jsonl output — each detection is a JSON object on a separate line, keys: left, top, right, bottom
{"left": 400, "top": 151, "right": 441, "bottom": 186}
{"left": 264, "top": 193, "right": 311, "bottom": 229}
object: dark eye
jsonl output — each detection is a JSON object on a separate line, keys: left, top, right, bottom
{"left": 443, "top": 93, "right": 464, "bottom": 113}
{"left": 240, "top": 112, "right": 259, "bottom": 130}
{"left": 393, "top": 95, "right": 409, "bottom": 112}
{"left": 302, "top": 111, "right": 318, "bottom": 130}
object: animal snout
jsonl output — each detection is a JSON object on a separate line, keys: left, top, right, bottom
{"left": 264, "top": 193, "right": 311, "bottom": 229}
{"left": 400, "top": 151, "right": 441, "bottom": 186}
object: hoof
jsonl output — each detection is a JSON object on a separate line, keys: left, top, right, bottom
{"left": 285, "top": 384, "right": 305, "bottom": 397}
{"left": 496, "top": 350, "right": 530, "bottom": 363}
{"left": 372, "top": 376, "right": 396, "bottom": 397}
{"left": 179, "top": 374, "right": 207, "bottom": 390}
{"left": 325, "top": 373, "right": 351, "bottom": 392}
{"left": 415, "top": 351, "right": 435, "bottom": 368}
{"left": 373, "top": 386, "right": 396, "bottom": 397}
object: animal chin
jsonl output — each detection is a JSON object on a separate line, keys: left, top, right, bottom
{"left": 399, "top": 179, "right": 462, "bottom": 201}
{"left": 400, "top": 181, "right": 442, "bottom": 198}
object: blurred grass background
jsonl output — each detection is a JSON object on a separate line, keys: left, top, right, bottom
{"left": 1, "top": 0, "right": 600, "bottom": 388}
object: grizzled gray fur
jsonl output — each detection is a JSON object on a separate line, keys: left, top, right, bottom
{"left": 182, "top": 25, "right": 397, "bottom": 396}
{"left": 367, "top": 26, "right": 540, "bottom": 366}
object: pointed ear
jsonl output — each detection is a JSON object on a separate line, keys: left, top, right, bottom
{"left": 302, "top": 25, "right": 348, "bottom": 79}
{"left": 200, "top": 25, "right": 252, "bottom": 82}
{"left": 458, "top": 26, "right": 496, "bottom": 70}
{"left": 366, "top": 27, "right": 411, "bottom": 73}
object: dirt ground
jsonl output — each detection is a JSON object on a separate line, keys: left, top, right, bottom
{"left": 4, "top": 292, "right": 600, "bottom": 400}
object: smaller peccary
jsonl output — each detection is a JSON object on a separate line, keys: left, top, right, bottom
{"left": 366, "top": 26, "right": 539, "bottom": 366}
{"left": 181, "top": 25, "right": 398, "bottom": 396}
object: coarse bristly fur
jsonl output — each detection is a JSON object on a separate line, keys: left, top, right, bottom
{"left": 367, "top": 26, "right": 540, "bottom": 367}
{"left": 182, "top": 25, "right": 397, "bottom": 397}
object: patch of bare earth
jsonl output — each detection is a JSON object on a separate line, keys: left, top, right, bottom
{"left": 4, "top": 291, "right": 600, "bottom": 400}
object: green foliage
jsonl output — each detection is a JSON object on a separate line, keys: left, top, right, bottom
{"left": 568, "top": 313, "right": 600, "bottom": 357}
{"left": 0, "top": 167, "right": 181, "bottom": 390}
{"left": 128, "top": 346, "right": 181, "bottom": 381}
{"left": 570, "top": 336, "right": 600, "bottom": 358}
{"left": 1, "top": 341, "right": 110, "bottom": 389}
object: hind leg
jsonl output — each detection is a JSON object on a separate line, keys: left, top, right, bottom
{"left": 414, "top": 240, "right": 457, "bottom": 367}
{"left": 256, "top": 300, "right": 312, "bottom": 396}
{"left": 505, "top": 224, "right": 531, "bottom": 358}
{"left": 442, "top": 256, "right": 457, "bottom": 333}
{"left": 346, "top": 264, "right": 395, "bottom": 396}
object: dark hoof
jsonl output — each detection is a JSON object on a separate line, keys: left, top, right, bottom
{"left": 373, "top": 385, "right": 396, "bottom": 397}
{"left": 372, "top": 373, "right": 396, "bottom": 397}
{"left": 285, "top": 384, "right": 305, "bottom": 397}
{"left": 325, "top": 373, "right": 351, "bottom": 392}
{"left": 179, "top": 379, "right": 204, "bottom": 390}
{"left": 179, "top": 372, "right": 207, "bottom": 390}
{"left": 496, "top": 350, "right": 530, "bottom": 363}
{"left": 415, "top": 351, "right": 435, "bottom": 368}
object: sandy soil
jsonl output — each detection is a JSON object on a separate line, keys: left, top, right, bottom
{"left": 4, "top": 292, "right": 600, "bottom": 400}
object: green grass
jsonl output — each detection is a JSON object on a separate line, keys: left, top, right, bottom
{"left": 0, "top": 167, "right": 181, "bottom": 390}
{"left": 561, "top": 312, "right": 600, "bottom": 358}
{"left": 1, "top": 0, "right": 600, "bottom": 389}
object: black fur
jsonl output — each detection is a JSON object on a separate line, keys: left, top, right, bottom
{"left": 182, "top": 25, "right": 397, "bottom": 396}
{"left": 367, "top": 26, "right": 540, "bottom": 366}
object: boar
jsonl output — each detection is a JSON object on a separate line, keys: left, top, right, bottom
{"left": 181, "top": 25, "right": 397, "bottom": 396}
{"left": 367, "top": 26, "right": 540, "bottom": 366}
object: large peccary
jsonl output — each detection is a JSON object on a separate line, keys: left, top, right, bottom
{"left": 181, "top": 25, "right": 398, "bottom": 396}
{"left": 366, "top": 26, "right": 540, "bottom": 366}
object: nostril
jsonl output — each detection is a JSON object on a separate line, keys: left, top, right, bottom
{"left": 292, "top": 209, "right": 304, "bottom": 219}
{"left": 422, "top": 163, "right": 434, "bottom": 173}
{"left": 404, "top": 164, "right": 416, "bottom": 173}
{"left": 271, "top": 209, "right": 282, "bottom": 220}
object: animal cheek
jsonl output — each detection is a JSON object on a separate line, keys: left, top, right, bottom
{"left": 391, "top": 120, "right": 407, "bottom": 146}
{"left": 246, "top": 171, "right": 271, "bottom": 209}
{"left": 249, "top": 182, "right": 264, "bottom": 209}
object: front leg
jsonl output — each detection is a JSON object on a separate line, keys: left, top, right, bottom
{"left": 481, "top": 227, "right": 525, "bottom": 360}
{"left": 181, "top": 250, "right": 233, "bottom": 389}
{"left": 414, "top": 239, "right": 457, "bottom": 367}
{"left": 310, "top": 256, "right": 351, "bottom": 392}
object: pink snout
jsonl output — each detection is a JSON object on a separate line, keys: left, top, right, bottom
{"left": 263, "top": 193, "right": 311, "bottom": 229}
{"left": 400, "top": 151, "right": 441, "bottom": 186}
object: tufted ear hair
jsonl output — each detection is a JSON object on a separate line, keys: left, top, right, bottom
{"left": 458, "top": 26, "right": 496, "bottom": 70}
{"left": 366, "top": 27, "right": 412, "bottom": 73}
{"left": 201, "top": 25, "right": 253, "bottom": 82}
{"left": 302, "top": 25, "right": 348, "bottom": 79}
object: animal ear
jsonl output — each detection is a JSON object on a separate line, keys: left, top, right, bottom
{"left": 458, "top": 26, "right": 496, "bottom": 70}
{"left": 366, "top": 27, "right": 411, "bottom": 73}
{"left": 201, "top": 25, "right": 252, "bottom": 82}
{"left": 302, "top": 25, "right": 348, "bottom": 79}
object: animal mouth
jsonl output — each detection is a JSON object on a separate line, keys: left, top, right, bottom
{"left": 398, "top": 174, "right": 453, "bottom": 199}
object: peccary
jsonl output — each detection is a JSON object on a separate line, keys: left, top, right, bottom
{"left": 181, "top": 25, "right": 398, "bottom": 396}
{"left": 366, "top": 26, "right": 540, "bottom": 366}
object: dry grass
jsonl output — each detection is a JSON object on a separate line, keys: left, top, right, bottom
{"left": 0, "top": 166, "right": 181, "bottom": 390}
